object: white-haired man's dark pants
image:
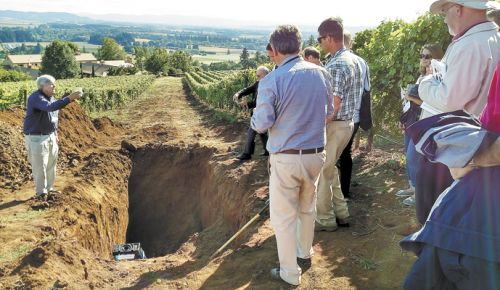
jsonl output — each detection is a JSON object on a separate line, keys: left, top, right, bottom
{"left": 269, "top": 151, "right": 325, "bottom": 285}
{"left": 25, "top": 133, "right": 58, "bottom": 196}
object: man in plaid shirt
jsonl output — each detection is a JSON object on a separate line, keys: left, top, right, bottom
{"left": 315, "top": 17, "right": 363, "bottom": 232}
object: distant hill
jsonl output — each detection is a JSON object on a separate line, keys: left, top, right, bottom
{"left": 0, "top": 10, "right": 98, "bottom": 24}
{"left": 0, "top": 10, "right": 370, "bottom": 34}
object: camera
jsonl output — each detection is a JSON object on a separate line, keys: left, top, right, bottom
{"left": 112, "top": 243, "right": 146, "bottom": 261}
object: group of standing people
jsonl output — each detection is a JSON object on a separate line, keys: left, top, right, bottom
{"left": 20, "top": 0, "right": 500, "bottom": 288}
{"left": 250, "top": 17, "right": 370, "bottom": 285}
{"left": 247, "top": 0, "right": 500, "bottom": 287}
{"left": 397, "top": 0, "right": 500, "bottom": 289}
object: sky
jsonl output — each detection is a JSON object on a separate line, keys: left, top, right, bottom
{"left": 0, "top": 0, "right": 437, "bottom": 27}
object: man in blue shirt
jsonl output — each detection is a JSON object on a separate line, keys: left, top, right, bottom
{"left": 251, "top": 24, "right": 333, "bottom": 286}
{"left": 23, "top": 74, "right": 82, "bottom": 199}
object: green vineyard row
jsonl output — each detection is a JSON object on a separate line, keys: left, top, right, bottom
{"left": 184, "top": 70, "right": 256, "bottom": 111}
{"left": 0, "top": 75, "right": 156, "bottom": 112}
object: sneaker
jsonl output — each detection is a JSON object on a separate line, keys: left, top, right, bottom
{"left": 236, "top": 153, "right": 252, "bottom": 161}
{"left": 396, "top": 188, "right": 414, "bottom": 197}
{"left": 297, "top": 257, "right": 312, "bottom": 272}
{"left": 270, "top": 268, "right": 299, "bottom": 286}
{"left": 33, "top": 193, "right": 47, "bottom": 201}
{"left": 336, "top": 217, "right": 350, "bottom": 228}
{"left": 314, "top": 221, "right": 338, "bottom": 232}
{"left": 403, "top": 196, "right": 416, "bottom": 206}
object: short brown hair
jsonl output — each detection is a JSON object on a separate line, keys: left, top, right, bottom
{"left": 303, "top": 46, "right": 320, "bottom": 59}
{"left": 422, "top": 43, "right": 444, "bottom": 60}
{"left": 318, "top": 17, "right": 344, "bottom": 42}
{"left": 266, "top": 43, "right": 272, "bottom": 51}
{"left": 269, "top": 25, "right": 302, "bottom": 55}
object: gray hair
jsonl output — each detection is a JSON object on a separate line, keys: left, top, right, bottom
{"left": 269, "top": 25, "right": 302, "bottom": 55}
{"left": 36, "top": 75, "right": 56, "bottom": 90}
{"left": 256, "top": 66, "right": 270, "bottom": 76}
{"left": 343, "top": 31, "right": 352, "bottom": 48}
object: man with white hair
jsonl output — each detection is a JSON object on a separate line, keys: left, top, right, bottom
{"left": 409, "top": 0, "right": 500, "bottom": 225}
{"left": 233, "top": 65, "right": 270, "bottom": 160}
{"left": 23, "top": 75, "right": 82, "bottom": 199}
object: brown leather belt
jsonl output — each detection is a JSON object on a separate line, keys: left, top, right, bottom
{"left": 279, "top": 147, "right": 324, "bottom": 155}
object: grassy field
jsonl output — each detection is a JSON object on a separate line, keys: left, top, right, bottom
{"left": 195, "top": 46, "right": 255, "bottom": 64}
{"left": 1, "top": 42, "right": 101, "bottom": 53}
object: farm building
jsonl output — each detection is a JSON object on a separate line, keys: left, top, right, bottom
{"left": 5, "top": 53, "right": 97, "bottom": 69}
{"left": 81, "top": 60, "right": 134, "bottom": 77}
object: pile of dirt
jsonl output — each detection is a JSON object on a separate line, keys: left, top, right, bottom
{"left": 8, "top": 239, "right": 121, "bottom": 289}
{"left": 0, "top": 108, "right": 30, "bottom": 192}
{"left": 0, "top": 103, "right": 125, "bottom": 193}
{"left": 92, "top": 117, "right": 124, "bottom": 137}
{"left": 57, "top": 102, "right": 100, "bottom": 155}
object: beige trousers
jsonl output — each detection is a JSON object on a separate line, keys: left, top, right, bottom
{"left": 269, "top": 152, "right": 325, "bottom": 285}
{"left": 25, "top": 133, "right": 59, "bottom": 196}
{"left": 316, "top": 121, "right": 353, "bottom": 226}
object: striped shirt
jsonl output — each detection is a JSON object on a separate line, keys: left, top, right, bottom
{"left": 325, "top": 48, "right": 363, "bottom": 121}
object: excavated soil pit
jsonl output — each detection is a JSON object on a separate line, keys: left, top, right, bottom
{"left": 126, "top": 144, "right": 220, "bottom": 258}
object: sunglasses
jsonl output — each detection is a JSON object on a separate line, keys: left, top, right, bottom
{"left": 420, "top": 54, "right": 432, "bottom": 60}
{"left": 317, "top": 35, "right": 328, "bottom": 43}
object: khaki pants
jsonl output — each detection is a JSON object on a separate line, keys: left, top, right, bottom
{"left": 269, "top": 152, "right": 325, "bottom": 285}
{"left": 316, "top": 121, "right": 353, "bottom": 226}
{"left": 25, "top": 133, "right": 59, "bottom": 196}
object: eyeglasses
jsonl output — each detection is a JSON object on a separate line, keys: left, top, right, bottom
{"left": 420, "top": 54, "right": 432, "bottom": 60}
{"left": 440, "top": 3, "right": 460, "bottom": 16}
{"left": 317, "top": 35, "right": 328, "bottom": 43}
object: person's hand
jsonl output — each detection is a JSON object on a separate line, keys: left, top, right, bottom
{"left": 239, "top": 100, "right": 248, "bottom": 110}
{"left": 68, "top": 91, "right": 82, "bottom": 102}
{"left": 232, "top": 93, "right": 239, "bottom": 103}
{"left": 399, "top": 122, "right": 405, "bottom": 132}
{"left": 325, "top": 114, "right": 334, "bottom": 124}
{"left": 450, "top": 165, "right": 475, "bottom": 180}
{"left": 425, "top": 65, "right": 433, "bottom": 76}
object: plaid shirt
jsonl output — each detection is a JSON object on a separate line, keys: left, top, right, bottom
{"left": 325, "top": 48, "right": 363, "bottom": 121}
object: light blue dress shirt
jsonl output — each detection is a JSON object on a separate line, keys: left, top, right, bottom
{"left": 251, "top": 55, "right": 334, "bottom": 154}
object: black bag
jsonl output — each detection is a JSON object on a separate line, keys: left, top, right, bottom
{"left": 359, "top": 89, "right": 373, "bottom": 131}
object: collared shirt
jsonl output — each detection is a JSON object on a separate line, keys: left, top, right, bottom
{"left": 325, "top": 48, "right": 363, "bottom": 121}
{"left": 452, "top": 20, "right": 491, "bottom": 41}
{"left": 23, "top": 90, "right": 70, "bottom": 135}
{"left": 419, "top": 21, "right": 500, "bottom": 119}
{"left": 251, "top": 55, "right": 334, "bottom": 154}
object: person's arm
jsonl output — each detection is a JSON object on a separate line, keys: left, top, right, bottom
{"left": 329, "top": 65, "right": 346, "bottom": 117}
{"left": 251, "top": 79, "right": 276, "bottom": 133}
{"left": 32, "top": 93, "right": 71, "bottom": 112}
{"left": 406, "top": 95, "right": 423, "bottom": 105}
{"left": 324, "top": 71, "right": 334, "bottom": 121}
{"left": 473, "top": 137, "right": 500, "bottom": 167}
{"left": 237, "top": 82, "right": 258, "bottom": 98}
{"left": 419, "top": 48, "right": 488, "bottom": 113}
{"left": 449, "top": 136, "right": 500, "bottom": 179}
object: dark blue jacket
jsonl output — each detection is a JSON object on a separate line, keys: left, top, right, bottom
{"left": 23, "top": 90, "right": 70, "bottom": 135}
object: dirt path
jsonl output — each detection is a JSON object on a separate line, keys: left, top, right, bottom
{"left": 0, "top": 77, "right": 418, "bottom": 289}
